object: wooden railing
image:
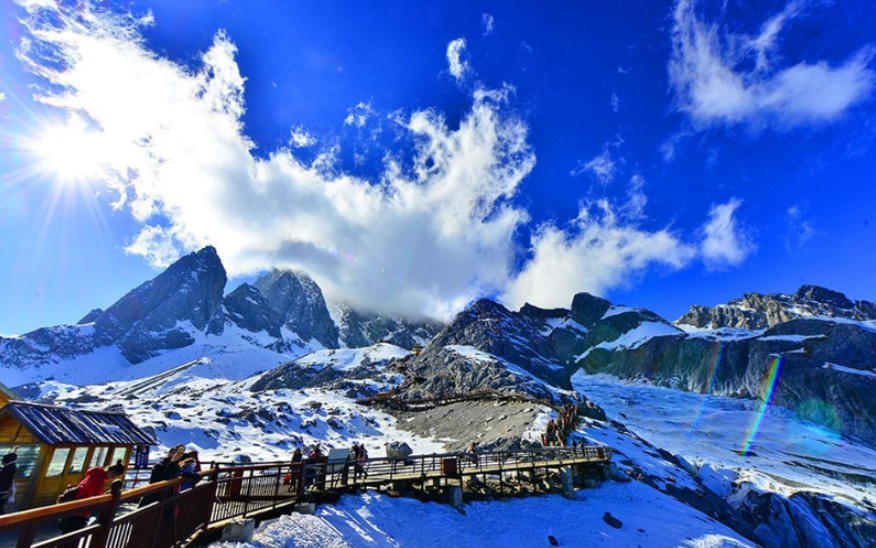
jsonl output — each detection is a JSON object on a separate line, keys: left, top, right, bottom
{"left": 0, "top": 446, "right": 612, "bottom": 548}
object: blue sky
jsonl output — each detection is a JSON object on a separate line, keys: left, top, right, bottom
{"left": 0, "top": 0, "right": 874, "bottom": 334}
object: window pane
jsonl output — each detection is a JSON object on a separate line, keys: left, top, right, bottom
{"left": 89, "top": 446, "right": 109, "bottom": 468}
{"left": 108, "top": 447, "right": 126, "bottom": 468}
{"left": 46, "top": 448, "right": 71, "bottom": 478}
{"left": 0, "top": 444, "right": 40, "bottom": 479}
{"left": 68, "top": 447, "right": 89, "bottom": 474}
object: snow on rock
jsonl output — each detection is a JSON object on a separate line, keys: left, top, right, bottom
{"left": 822, "top": 362, "right": 876, "bottom": 378}
{"left": 211, "top": 485, "right": 755, "bottom": 548}
{"left": 577, "top": 322, "right": 682, "bottom": 362}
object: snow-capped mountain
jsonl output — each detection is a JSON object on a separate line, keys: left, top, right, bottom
{"left": 676, "top": 284, "right": 876, "bottom": 330}
{"left": 0, "top": 247, "right": 442, "bottom": 386}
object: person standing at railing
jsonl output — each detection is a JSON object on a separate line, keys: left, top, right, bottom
{"left": 138, "top": 445, "right": 185, "bottom": 508}
{"left": 468, "top": 442, "right": 479, "bottom": 466}
{"left": 178, "top": 452, "right": 202, "bottom": 491}
{"left": 57, "top": 460, "right": 125, "bottom": 534}
{"left": 356, "top": 444, "right": 369, "bottom": 480}
{"left": 0, "top": 451, "right": 17, "bottom": 515}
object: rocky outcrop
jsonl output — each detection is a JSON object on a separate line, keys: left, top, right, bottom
{"left": 94, "top": 246, "right": 227, "bottom": 363}
{"left": 253, "top": 270, "right": 339, "bottom": 349}
{"left": 677, "top": 285, "right": 876, "bottom": 330}
{"left": 224, "top": 283, "right": 285, "bottom": 338}
{"left": 334, "top": 304, "right": 442, "bottom": 350}
{"left": 580, "top": 317, "right": 876, "bottom": 446}
{"left": 77, "top": 308, "right": 104, "bottom": 324}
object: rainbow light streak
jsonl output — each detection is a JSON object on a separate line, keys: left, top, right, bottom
{"left": 740, "top": 356, "right": 784, "bottom": 456}
{"left": 688, "top": 343, "right": 723, "bottom": 433}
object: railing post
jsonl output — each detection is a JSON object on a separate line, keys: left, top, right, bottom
{"left": 15, "top": 526, "right": 37, "bottom": 548}
{"left": 202, "top": 469, "right": 220, "bottom": 534}
{"left": 273, "top": 465, "right": 282, "bottom": 510}
{"left": 92, "top": 479, "right": 123, "bottom": 548}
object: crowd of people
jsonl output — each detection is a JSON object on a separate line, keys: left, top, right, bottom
{"left": 0, "top": 444, "right": 206, "bottom": 535}
{"left": 542, "top": 403, "right": 579, "bottom": 447}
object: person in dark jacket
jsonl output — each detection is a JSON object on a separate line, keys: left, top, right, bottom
{"left": 58, "top": 461, "right": 125, "bottom": 534}
{"left": 291, "top": 448, "right": 303, "bottom": 463}
{"left": 139, "top": 445, "right": 185, "bottom": 508}
{"left": 0, "top": 451, "right": 17, "bottom": 515}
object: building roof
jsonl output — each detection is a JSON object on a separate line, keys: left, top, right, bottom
{"left": 0, "top": 402, "right": 155, "bottom": 446}
{"left": 0, "top": 381, "right": 18, "bottom": 401}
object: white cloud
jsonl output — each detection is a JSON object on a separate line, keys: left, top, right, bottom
{"left": 16, "top": 2, "right": 757, "bottom": 320}
{"left": 505, "top": 199, "right": 697, "bottom": 309}
{"left": 669, "top": 0, "right": 875, "bottom": 128}
{"left": 124, "top": 225, "right": 181, "bottom": 267}
{"left": 446, "top": 38, "right": 472, "bottom": 82}
{"left": 343, "top": 102, "right": 373, "bottom": 128}
{"left": 701, "top": 198, "right": 754, "bottom": 269}
{"left": 0, "top": 92, "right": 6, "bottom": 102}
{"left": 571, "top": 149, "right": 615, "bottom": 184}
{"left": 482, "top": 13, "right": 495, "bottom": 36}
{"left": 289, "top": 126, "right": 316, "bottom": 148}
{"left": 17, "top": 4, "right": 533, "bottom": 320}
{"left": 610, "top": 92, "right": 619, "bottom": 112}
{"left": 784, "top": 204, "right": 814, "bottom": 252}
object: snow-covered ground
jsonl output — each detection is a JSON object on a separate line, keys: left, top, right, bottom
{"left": 572, "top": 372, "right": 876, "bottom": 506}
{"left": 38, "top": 344, "right": 445, "bottom": 462}
{"left": 211, "top": 484, "right": 754, "bottom": 548}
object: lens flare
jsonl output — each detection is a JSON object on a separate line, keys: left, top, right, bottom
{"left": 740, "top": 356, "right": 783, "bottom": 456}
{"left": 32, "top": 121, "right": 104, "bottom": 183}
{"left": 688, "top": 342, "right": 723, "bottom": 433}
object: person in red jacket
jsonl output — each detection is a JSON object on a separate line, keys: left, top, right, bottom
{"left": 58, "top": 460, "right": 125, "bottom": 534}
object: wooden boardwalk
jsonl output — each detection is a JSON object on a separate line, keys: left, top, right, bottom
{"left": 0, "top": 446, "right": 612, "bottom": 548}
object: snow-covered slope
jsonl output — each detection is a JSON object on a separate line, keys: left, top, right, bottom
{"left": 213, "top": 486, "right": 755, "bottom": 548}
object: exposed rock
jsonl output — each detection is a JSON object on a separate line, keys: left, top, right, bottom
{"left": 676, "top": 285, "right": 876, "bottom": 330}
{"left": 334, "top": 303, "right": 442, "bottom": 349}
{"left": 224, "top": 283, "right": 285, "bottom": 338}
{"left": 570, "top": 293, "right": 612, "bottom": 327}
{"left": 77, "top": 308, "right": 104, "bottom": 324}
{"left": 253, "top": 269, "right": 340, "bottom": 348}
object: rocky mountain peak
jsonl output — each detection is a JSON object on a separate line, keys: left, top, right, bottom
{"left": 333, "top": 303, "right": 442, "bottom": 350}
{"left": 93, "top": 246, "right": 227, "bottom": 362}
{"left": 77, "top": 308, "right": 104, "bottom": 325}
{"left": 571, "top": 292, "right": 612, "bottom": 327}
{"left": 224, "top": 283, "right": 285, "bottom": 338}
{"left": 675, "top": 284, "right": 876, "bottom": 330}
{"left": 253, "top": 269, "right": 339, "bottom": 349}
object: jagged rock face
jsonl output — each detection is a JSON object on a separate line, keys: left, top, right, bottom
{"left": 224, "top": 283, "right": 285, "bottom": 338}
{"left": 253, "top": 270, "right": 339, "bottom": 349}
{"left": 335, "top": 304, "right": 442, "bottom": 350}
{"left": 396, "top": 299, "right": 571, "bottom": 403}
{"left": 570, "top": 293, "right": 612, "bottom": 327}
{"left": 676, "top": 285, "right": 876, "bottom": 330}
{"left": 0, "top": 247, "right": 228, "bottom": 370}
{"left": 77, "top": 308, "right": 104, "bottom": 324}
{"left": 735, "top": 489, "right": 876, "bottom": 548}
{"left": 94, "top": 246, "right": 227, "bottom": 363}
{"left": 580, "top": 317, "right": 876, "bottom": 446}
{"left": 249, "top": 345, "right": 407, "bottom": 399}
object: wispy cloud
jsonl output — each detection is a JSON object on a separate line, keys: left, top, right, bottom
{"left": 571, "top": 149, "right": 615, "bottom": 184}
{"left": 482, "top": 13, "right": 495, "bottom": 36}
{"left": 446, "top": 38, "right": 472, "bottom": 82}
{"left": 784, "top": 204, "right": 814, "bottom": 253}
{"left": 289, "top": 126, "right": 316, "bottom": 148}
{"left": 506, "top": 197, "right": 697, "bottom": 309}
{"left": 14, "top": 2, "right": 749, "bottom": 319}
{"left": 669, "top": 0, "right": 875, "bottom": 129}
{"left": 701, "top": 198, "right": 755, "bottom": 269}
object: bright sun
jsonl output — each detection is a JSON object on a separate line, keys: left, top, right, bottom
{"left": 33, "top": 121, "right": 104, "bottom": 183}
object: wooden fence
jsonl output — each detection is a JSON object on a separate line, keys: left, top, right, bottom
{"left": 0, "top": 446, "right": 612, "bottom": 548}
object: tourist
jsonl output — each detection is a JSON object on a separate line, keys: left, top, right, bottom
{"left": 0, "top": 451, "right": 17, "bottom": 515}
{"left": 291, "top": 448, "right": 303, "bottom": 464}
{"left": 58, "top": 460, "right": 125, "bottom": 534}
{"left": 178, "top": 452, "right": 202, "bottom": 491}
{"left": 356, "top": 444, "right": 368, "bottom": 479}
{"left": 468, "top": 442, "right": 479, "bottom": 466}
{"left": 139, "top": 445, "right": 185, "bottom": 508}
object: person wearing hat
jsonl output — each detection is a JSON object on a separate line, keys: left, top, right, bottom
{"left": 0, "top": 451, "right": 17, "bottom": 514}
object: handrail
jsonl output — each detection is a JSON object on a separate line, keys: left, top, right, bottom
{"left": 0, "top": 446, "right": 612, "bottom": 548}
